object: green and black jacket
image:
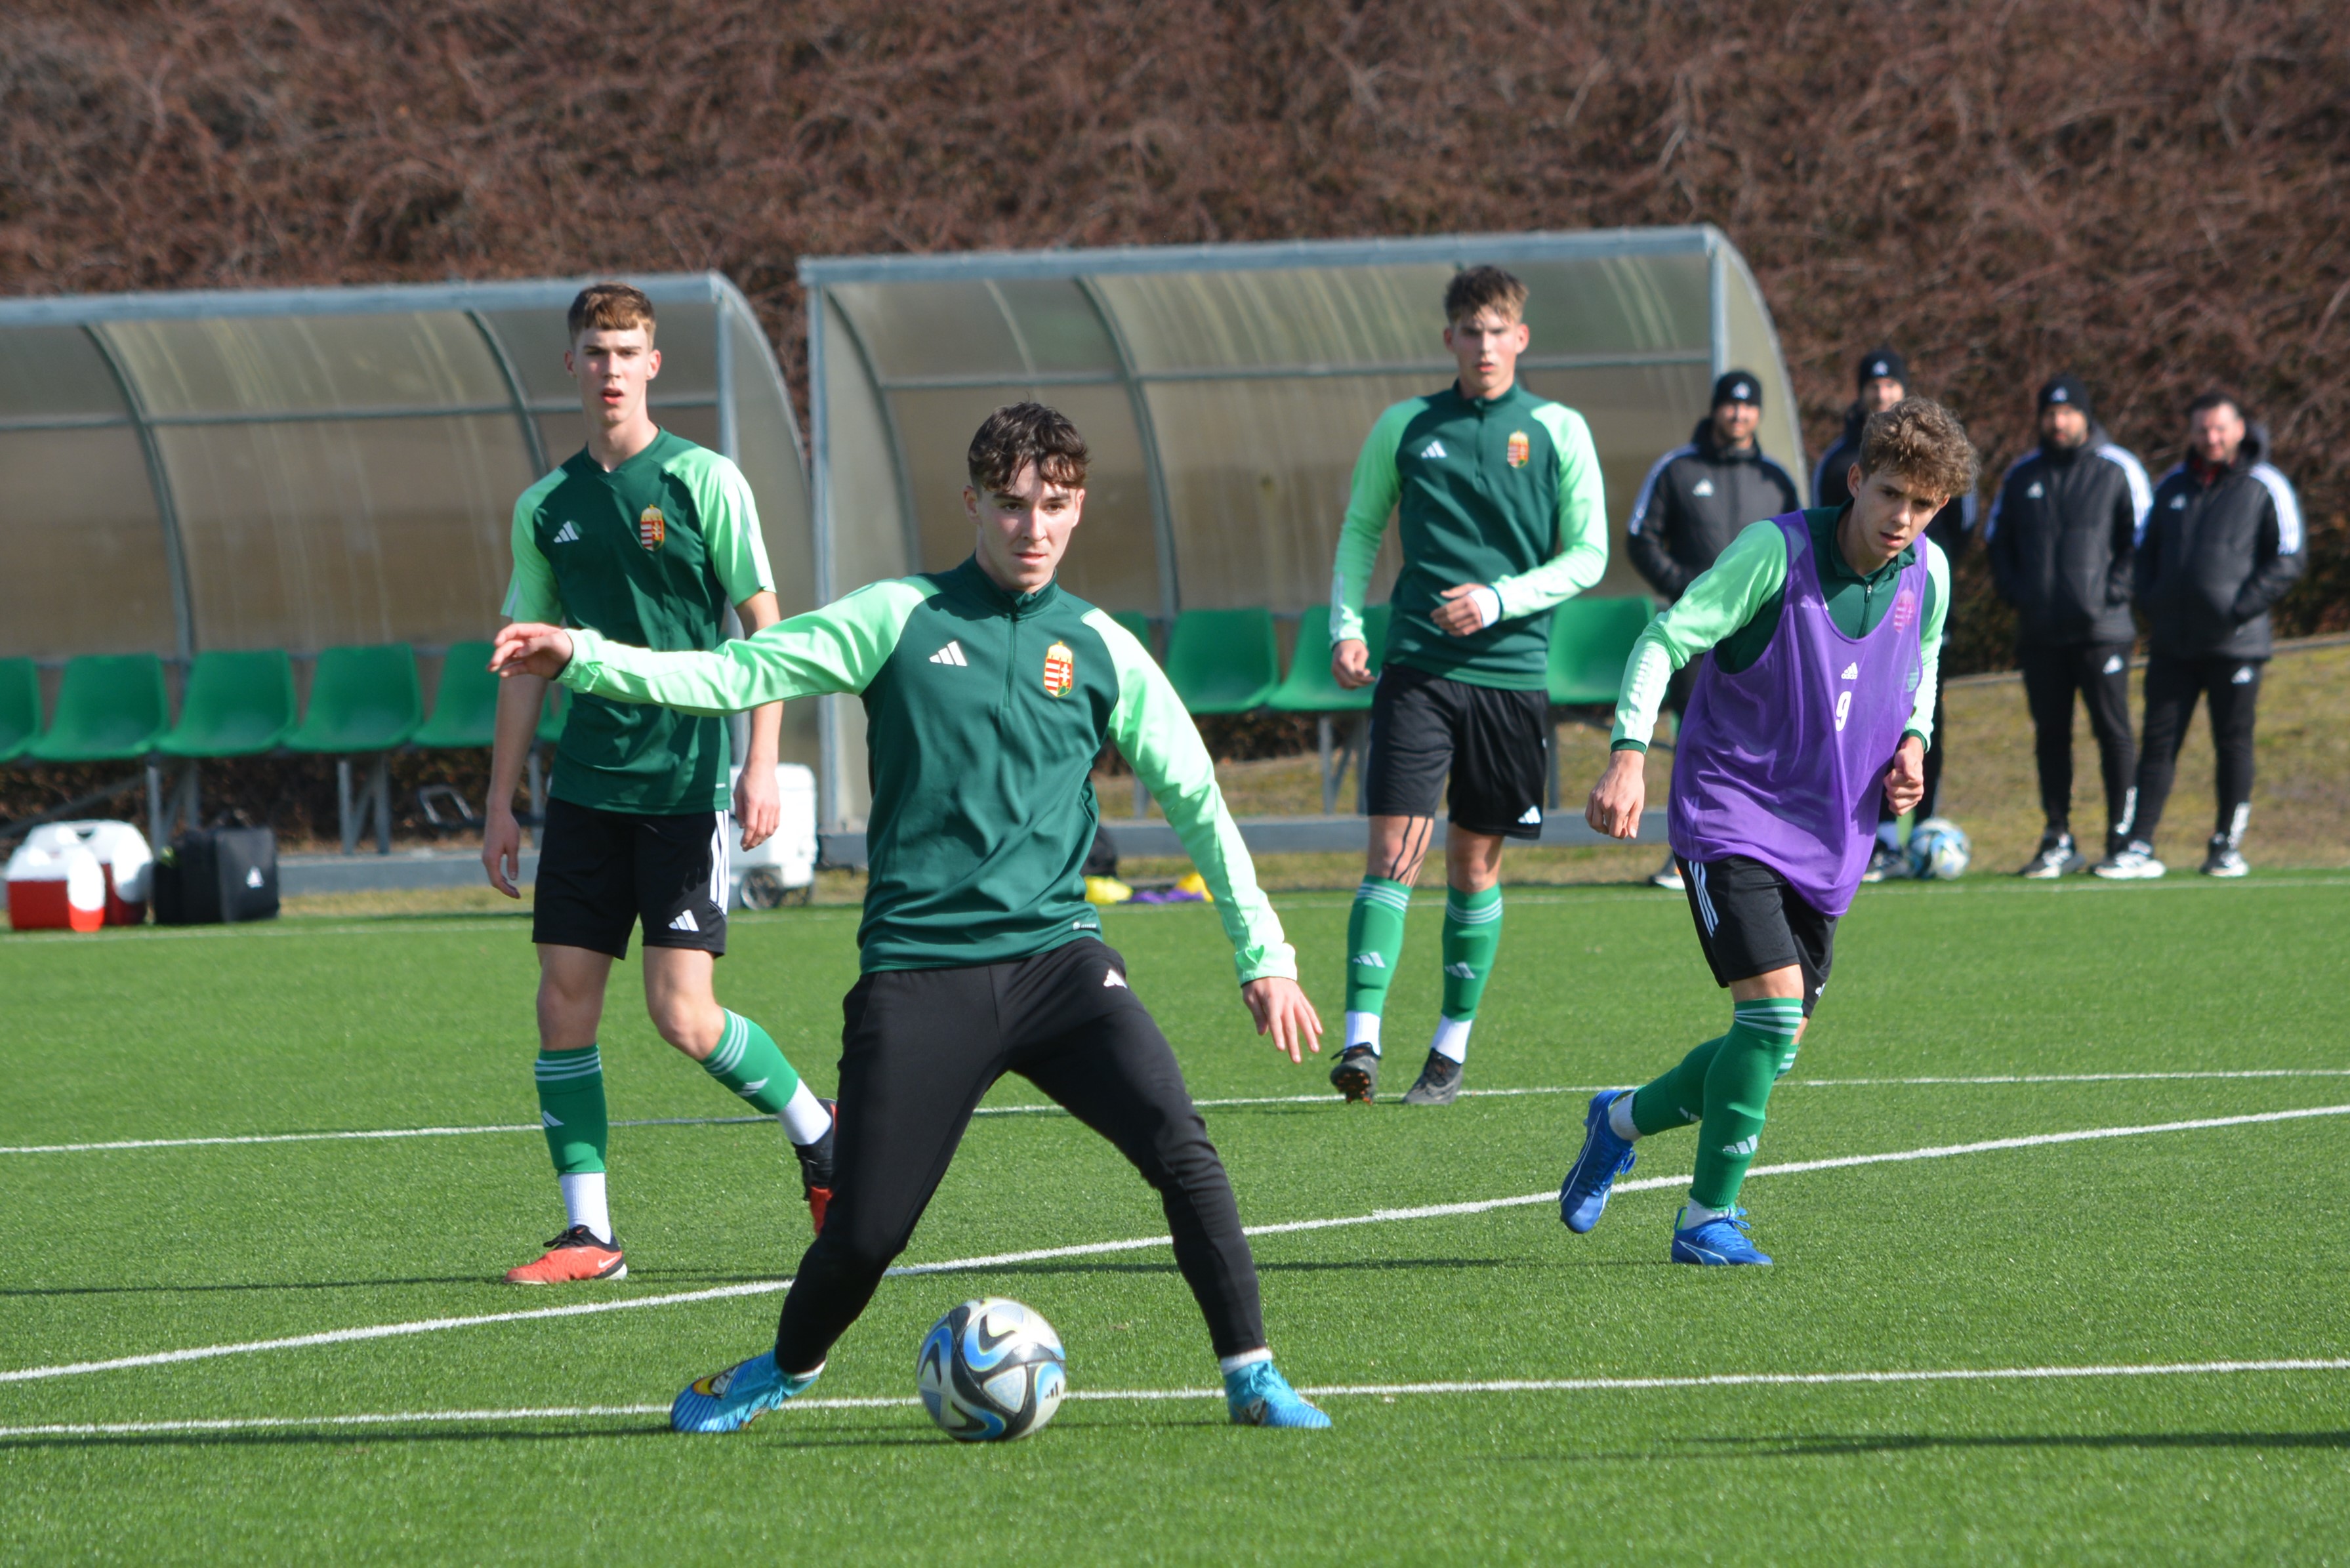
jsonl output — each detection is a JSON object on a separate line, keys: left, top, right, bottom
{"left": 559, "top": 558, "right": 1294, "bottom": 981}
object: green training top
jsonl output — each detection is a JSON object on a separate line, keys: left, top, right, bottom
{"left": 558, "top": 556, "right": 1296, "bottom": 983}
{"left": 1330, "top": 379, "right": 1608, "bottom": 690}
{"left": 1611, "top": 508, "right": 1948, "bottom": 752}
{"left": 503, "top": 428, "right": 775, "bottom": 815}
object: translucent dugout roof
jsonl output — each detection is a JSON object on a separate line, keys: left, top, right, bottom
{"left": 0, "top": 272, "right": 814, "bottom": 772}
{"left": 800, "top": 227, "right": 1802, "bottom": 826}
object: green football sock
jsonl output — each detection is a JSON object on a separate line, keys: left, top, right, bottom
{"left": 535, "top": 1045, "right": 608, "bottom": 1175}
{"left": 1629, "top": 1035, "right": 1723, "bottom": 1138}
{"left": 1687, "top": 999, "right": 1803, "bottom": 1210}
{"left": 1344, "top": 877, "right": 1412, "bottom": 1044}
{"left": 702, "top": 1010, "right": 802, "bottom": 1116}
{"left": 1438, "top": 886, "right": 1503, "bottom": 1020}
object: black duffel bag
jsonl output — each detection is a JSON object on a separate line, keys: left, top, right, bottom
{"left": 153, "top": 827, "right": 280, "bottom": 926}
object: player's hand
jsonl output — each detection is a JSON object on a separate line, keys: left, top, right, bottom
{"left": 1241, "top": 977, "right": 1323, "bottom": 1063}
{"left": 1883, "top": 735, "right": 1927, "bottom": 816}
{"left": 491, "top": 623, "right": 574, "bottom": 680}
{"left": 735, "top": 762, "right": 779, "bottom": 852}
{"left": 1586, "top": 749, "right": 1647, "bottom": 839}
{"left": 1330, "top": 638, "right": 1374, "bottom": 690}
{"left": 1431, "top": 584, "right": 1493, "bottom": 637}
{"left": 482, "top": 806, "right": 524, "bottom": 899}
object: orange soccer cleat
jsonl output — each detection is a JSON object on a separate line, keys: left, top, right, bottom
{"left": 503, "top": 1224, "right": 627, "bottom": 1284}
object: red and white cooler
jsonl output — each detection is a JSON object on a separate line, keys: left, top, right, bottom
{"left": 7, "top": 839, "right": 106, "bottom": 932}
{"left": 9, "top": 821, "right": 154, "bottom": 928}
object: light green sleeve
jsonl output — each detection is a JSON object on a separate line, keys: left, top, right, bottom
{"left": 499, "top": 470, "right": 568, "bottom": 623}
{"left": 1906, "top": 537, "right": 1951, "bottom": 749}
{"left": 1491, "top": 403, "right": 1610, "bottom": 619}
{"left": 668, "top": 447, "right": 776, "bottom": 606}
{"left": 1087, "top": 609, "right": 1297, "bottom": 985}
{"left": 1610, "top": 522, "right": 1790, "bottom": 751}
{"left": 561, "top": 579, "right": 930, "bottom": 714}
{"left": 1328, "top": 400, "right": 1416, "bottom": 644}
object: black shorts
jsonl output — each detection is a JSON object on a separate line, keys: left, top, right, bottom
{"left": 1679, "top": 854, "right": 1836, "bottom": 1016}
{"left": 1365, "top": 663, "right": 1550, "bottom": 839}
{"left": 531, "top": 796, "right": 728, "bottom": 959}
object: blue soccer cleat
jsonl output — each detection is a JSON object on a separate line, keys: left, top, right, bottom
{"left": 1669, "top": 1207, "right": 1772, "bottom": 1266}
{"left": 1225, "top": 1361, "right": 1331, "bottom": 1429}
{"left": 1558, "top": 1090, "right": 1638, "bottom": 1233}
{"left": 670, "top": 1350, "right": 823, "bottom": 1433}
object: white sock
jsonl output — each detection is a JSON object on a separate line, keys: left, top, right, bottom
{"left": 1344, "top": 1011, "right": 1382, "bottom": 1055}
{"left": 1218, "top": 1348, "right": 1272, "bottom": 1376}
{"left": 1607, "top": 1090, "right": 1641, "bottom": 1142}
{"left": 1678, "top": 1198, "right": 1729, "bottom": 1229}
{"left": 779, "top": 1081, "right": 832, "bottom": 1145}
{"left": 559, "top": 1171, "right": 611, "bottom": 1245}
{"left": 1429, "top": 1016, "right": 1472, "bottom": 1063}
{"left": 1876, "top": 820, "right": 1903, "bottom": 850}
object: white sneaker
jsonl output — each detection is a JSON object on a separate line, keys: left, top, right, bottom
{"left": 2017, "top": 833, "right": 2080, "bottom": 879}
{"left": 2200, "top": 844, "right": 2249, "bottom": 878}
{"left": 1648, "top": 852, "right": 1685, "bottom": 892}
{"left": 2092, "top": 844, "right": 2166, "bottom": 880}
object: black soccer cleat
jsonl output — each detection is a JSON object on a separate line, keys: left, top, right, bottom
{"left": 1329, "top": 1045, "right": 1379, "bottom": 1105}
{"left": 794, "top": 1098, "right": 836, "bottom": 1234}
{"left": 1401, "top": 1050, "right": 1463, "bottom": 1106}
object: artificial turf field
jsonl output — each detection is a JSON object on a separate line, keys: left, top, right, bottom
{"left": 3, "top": 874, "right": 2347, "bottom": 1563}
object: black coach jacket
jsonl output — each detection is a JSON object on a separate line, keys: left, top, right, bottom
{"left": 1625, "top": 418, "right": 1802, "bottom": 600}
{"left": 1985, "top": 423, "right": 2151, "bottom": 648}
{"left": 2136, "top": 426, "right": 2305, "bottom": 660}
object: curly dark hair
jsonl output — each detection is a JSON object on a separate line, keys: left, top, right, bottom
{"left": 1858, "top": 398, "right": 1979, "bottom": 501}
{"left": 966, "top": 402, "right": 1089, "bottom": 493}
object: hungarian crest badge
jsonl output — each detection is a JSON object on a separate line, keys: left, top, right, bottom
{"left": 1042, "top": 640, "right": 1075, "bottom": 697}
{"left": 1506, "top": 430, "right": 1531, "bottom": 468}
{"left": 638, "top": 506, "right": 667, "bottom": 551}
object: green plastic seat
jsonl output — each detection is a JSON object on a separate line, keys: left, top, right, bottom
{"left": 536, "top": 682, "right": 569, "bottom": 745}
{"left": 1268, "top": 605, "right": 1390, "bottom": 714}
{"left": 413, "top": 641, "right": 500, "bottom": 750}
{"left": 286, "top": 644, "right": 423, "bottom": 753}
{"left": 158, "top": 650, "right": 297, "bottom": 758}
{"left": 1111, "top": 611, "right": 1156, "bottom": 659}
{"left": 1547, "top": 595, "right": 1656, "bottom": 706}
{"left": 0, "top": 658, "right": 41, "bottom": 763}
{"left": 1163, "top": 608, "right": 1281, "bottom": 714}
{"left": 26, "top": 654, "right": 169, "bottom": 762}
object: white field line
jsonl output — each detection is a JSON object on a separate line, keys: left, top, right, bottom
{"left": 5, "top": 1102, "right": 2345, "bottom": 1388}
{"left": 7, "top": 1358, "right": 2350, "bottom": 1440}
{"left": 10, "top": 1070, "right": 2350, "bottom": 1157}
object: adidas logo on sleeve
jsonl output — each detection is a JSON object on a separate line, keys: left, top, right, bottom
{"left": 552, "top": 521, "right": 581, "bottom": 544}
{"left": 1419, "top": 440, "right": 1447, "bottom": 459}
{"left": 928, "top": 640, "right": 969, "bottom": 667}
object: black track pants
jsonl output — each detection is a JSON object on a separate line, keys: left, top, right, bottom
{"left": 2132, "top": 653, "right": 2263, "bottom": 850}
{"left": 2019, "top": 642, "right": 2138, "bottom": 849}
{"left": 773, "top": 939, "right": 1265, "bottom": 1372}
{"left": 1879, "top": 658, "right": 1948, "bottom": 824}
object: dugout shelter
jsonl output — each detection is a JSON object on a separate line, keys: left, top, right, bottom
{"left": 0, "top": 273, "right": 817, "bottom": 840}
{"left": 799, "top": 226, "right": 1803, "bottom": 832}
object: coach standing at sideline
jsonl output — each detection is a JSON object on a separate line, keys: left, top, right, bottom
{"left": 2097, "top": 392, "right": 2303, "bottom": 880}
{"left": 1624, "top": 369, "right": 1802, "bottom": 890}
{"left": 1816, "top": 347, "right": 1978, "bottom": 878}
{"left": 1985, "top": 374, "right": 2151, "bottom": 877}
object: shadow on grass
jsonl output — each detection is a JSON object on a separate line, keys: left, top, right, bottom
{"left": 1683, "top": 1429, "right": 2350, "bottom": 1459}
{"left": 0, "top": 1271, "right": 794, "bottom": 1298}
{"left": 973, "top": 1256, "right": 1519, "bottom": 1279}
{"left": 0, "top": 1411, "right": 1199, "bottom": 1452}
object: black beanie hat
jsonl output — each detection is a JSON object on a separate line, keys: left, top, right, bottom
{"left": 1712, "top": 370, "right": 1762, "bottom": 407}
{"left": 2038, "top": 373, "right": 2092, "bottom": 419}
{"left": 1855, "top": 346, "right": 1908, "bottom": 389}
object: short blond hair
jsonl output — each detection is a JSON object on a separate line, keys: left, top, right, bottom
{"left": 567, "top": 281, "right": 656, "bottom": 345}
{"left": 1858, "top": 398, "right": 1978, "bottom": 502}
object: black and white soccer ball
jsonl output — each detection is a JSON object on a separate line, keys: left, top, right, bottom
{"left": 917, "top": 1297, "right": 1066, "bottom": 1442}
{"left": 1907, "top": 816, "right": 1971, "bottom": 880}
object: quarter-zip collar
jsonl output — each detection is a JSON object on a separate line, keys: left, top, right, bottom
{"left": 953, "top": 554, "right": 1061, "bottom": 619}
{"left": 1449, "top": 378, "right": 1533, "bottom": 415}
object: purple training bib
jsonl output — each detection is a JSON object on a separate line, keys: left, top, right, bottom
{"left": 1668, "top": 510, "right": 1924, "bottom": 918}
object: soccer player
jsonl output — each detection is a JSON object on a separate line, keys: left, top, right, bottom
{"left": 482, "top": 282, "right": 835, "bottom": 1285}
{"left": 492, "top": 403, "right": 1334, "bottom": 1432}
{"left": 1815, "top": 348, "right": 1978, "bottom": 879}
{"left": 1624, "top": 369, "right": 1803, "bottom": 890}
{"left": 2099, "top": 391, "right": 2303, "bottom": 878}
{"left": 1325, "top": 266, "right": 1607, "bottom": 1106}
{"left": 1557, "top": 399, "right": 1974, "bottom": 1264}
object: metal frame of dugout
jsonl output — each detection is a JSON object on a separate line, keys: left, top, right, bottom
{"left": 0, "top": 273, "right": 815, "bottom": 854}
{"left": 797, "top": 226, "right": 1804, "bottom": 835}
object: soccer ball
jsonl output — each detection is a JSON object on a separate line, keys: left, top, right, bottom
{"left": 916, "top": 1297, "right": 1067, "bottom": 1442}
{"left": 1906, "top": 817, "right": 1971, "bottom": 880}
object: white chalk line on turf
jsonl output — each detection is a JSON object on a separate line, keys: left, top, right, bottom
{"left": 9, "top": 1358, "right": 2350, "bottom": 1440}
{"left": 11, "top": 1070, "right": 2350, "bottom": 1157}
{"left": 6, "top": 1102, "right": 2348, "bottom": 1388}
